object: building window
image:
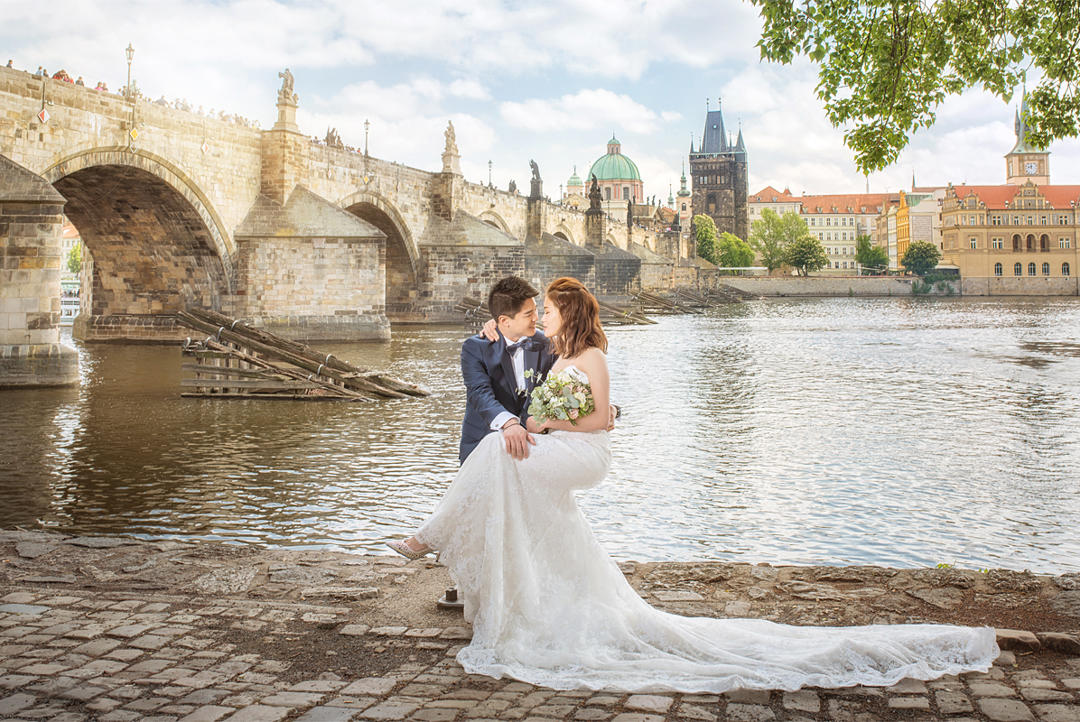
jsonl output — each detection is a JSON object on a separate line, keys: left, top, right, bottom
{"left": 1061, "top": 237, "right": 1071, "bottom": 249}
{"left": 1040, "top": 215, "right": 1047, "bottom": 225}
{"left": 1028, "top": 262, "right": 1036, "bottom": 276}
{"left": 1042, "top": 262, "right": 1050, "bottom": 276}
{"left": 1059, "top": 216, "right": 1069, "bottom": 225}
{"left": 1014, "top": 262, "right": 1022, "bottom": 276}
{"left": 970, "top": 237, "right": 977, "bottom": 249}
{"left": 992, "top": 238, "right": 1003, "bottom": 249}
{"left": 842, "top": 261, "right": 848, "bottom": 269}
{"left": 1027, "top": 215, "right": 1033, "bottom": 224}
{"left": 605, "top": 187, "right": 611, "bottom": 200}
{"left": 681, "top": 203, "right": 687, "bottom": 211}
{"left": 622, "top": 186, "right": 630, "bottom": 200}
{"left": 969, "top": 215, "right": 976, "bottom": 225}
{"left": 834, "top": 262, "right": 839, "bottom": 269}
{"left": 994, "top": 262, "right": 1003, "bottom": 276}
{"left": 992, "top": 214, "right": 1001, "bottom": 225}
{"left": 1064, "top": 263, "right": 1071, "bottom": 276}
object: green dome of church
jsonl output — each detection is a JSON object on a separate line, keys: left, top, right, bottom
{"left": 588, "top": 136, "right": 641, "bottom": 182}
{"left": 566, "top": 165, "right": 583, "bottom": 187}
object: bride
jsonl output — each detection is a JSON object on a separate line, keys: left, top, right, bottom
{"left": 390, "top": 277, "right": 997, "bottom": 693}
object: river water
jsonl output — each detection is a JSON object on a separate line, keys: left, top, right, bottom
{"left": 2, "top": 296, "right": 1079, "bottom": 573}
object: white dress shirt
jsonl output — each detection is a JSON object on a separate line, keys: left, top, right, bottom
{"left": 490, "top": 338, "right": 528, "bottom": 431}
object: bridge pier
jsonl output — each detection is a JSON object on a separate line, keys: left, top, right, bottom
{"left": 0, "top": 156, "right": 78, "bottom": 387}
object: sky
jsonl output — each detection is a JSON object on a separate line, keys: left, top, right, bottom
{"left": 5, "top": 0, "right": 1080, "bottom": 203}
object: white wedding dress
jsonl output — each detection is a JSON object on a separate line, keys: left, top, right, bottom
{"left": 415, "top": 367, "right": 998, "bottom": 693}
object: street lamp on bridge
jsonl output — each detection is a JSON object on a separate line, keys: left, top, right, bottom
{"left": 124, "top": 43, "right": 134, "bottom": 100}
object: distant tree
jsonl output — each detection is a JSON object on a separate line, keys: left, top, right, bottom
{"left": 855, "top": 234, "right": 889, "bottom": 274}
{"left": 901, "top": 240, "right": 943, "bottom": 276}
{"left": 693, "top": 214, "right": 720, "bottom": 264}
{"left": 750, "top": 0, "right": 1080, "bottom": 173}
{"left": 715, "top": 232, "right": 756, "bottom": 273}
{"left": 784, "top": 236, "right": 829, "bottom": 276}
{"left": 66, "top": 243, "right": 82, "bottom": 275}
{"left": 749, "top": 209, "right": 810, "bottom": 272}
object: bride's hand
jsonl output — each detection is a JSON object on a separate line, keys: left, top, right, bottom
{"left": 525, "top": 416, "right": 545, "bottom": 434}
{"left": 480, "top": 319, "right": 499, "bottom": 342}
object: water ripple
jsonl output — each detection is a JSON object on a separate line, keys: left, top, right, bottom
{"left": 1, "top": 297, "right": 1079, "bottom": 572}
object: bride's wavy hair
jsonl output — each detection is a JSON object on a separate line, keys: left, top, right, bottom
{"left": 544, "top": 277, "right": 607, "bottom": 359}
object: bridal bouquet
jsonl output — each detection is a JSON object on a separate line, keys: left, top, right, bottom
{"left": 525, "top": 367, "right": 595, "bottom": 424}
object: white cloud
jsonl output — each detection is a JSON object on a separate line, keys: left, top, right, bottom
{"left": 500, "top": 89, "right": 677, "bottom": 135}
{"left": 449, "top": 79, "right": 491, "bottom": 101}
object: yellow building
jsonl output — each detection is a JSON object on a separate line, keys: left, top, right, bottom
{"left": 941, "top": 93, "right": 1079, "bottom": 294}
{"left": 896, "top": 192, "right": 910, "bottom": 263}
{"left": 941, "top": 182, "right": 1079, "bottom": 294}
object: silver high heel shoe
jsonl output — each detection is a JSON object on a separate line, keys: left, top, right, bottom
{"left": 386, "top": 538, "right": 437, "bottom": 561}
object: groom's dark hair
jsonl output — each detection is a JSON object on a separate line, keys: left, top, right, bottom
{"left": 488, "top": 276, "right": 538, "bottom": 321}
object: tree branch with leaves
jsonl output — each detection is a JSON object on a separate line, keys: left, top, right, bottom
{"left": 751, "top": 0, "right": 1080, "bottom": 173}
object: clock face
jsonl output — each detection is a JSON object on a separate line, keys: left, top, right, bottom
{"left": 1025, "top": 161, "right": 1038, "bottom": 174}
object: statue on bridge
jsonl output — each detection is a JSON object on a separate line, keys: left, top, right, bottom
{"left": 529, "top": 159, "right": 542, "bottom": 200}
{"left": 278, "top": 68, "right": 298, "bottom": 106}
{"left": 441, "top": 121, "right": 461, "bottom": 174}
{"left": 588, "top": 174, "right": 602, "bottom": 211}
{"left": 444, "top": 121, "right": 459, "bottom": 156}
{"left": 508, "top": 180, "right": 517, "bottom": 194}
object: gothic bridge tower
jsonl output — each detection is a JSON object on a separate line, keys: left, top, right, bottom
{"left": 689, "top": 101, "right": 748, "bottom": 239}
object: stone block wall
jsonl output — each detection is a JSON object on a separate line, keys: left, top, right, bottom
{"left": 524, "top": 235, "right": 596, "bottom": 295}
{"left": 406, "top": 246, "right": 526, "bottom": 323}
{"left": 592, "top": 244, "right": 641, "bottom": 296}
{"left": 232, "top": 235, "right": 389, "bottom": 340}
{"left": 963, "top": 276, "right": 1079, "bottom": 296}
{"left": 0, "top": 164, "right": 78, "bottom": 385}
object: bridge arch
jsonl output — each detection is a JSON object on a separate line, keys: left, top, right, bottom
{"left": 338, "top": 190, "right": 419, "bottom": 321}
{"left": 478, "top": 210, "right": 510, "bottom": 233}
{"left": 42, "top": 148, "right": 233, "bottom": 339}
{"left": 553, "top": 225, "right": 576, "bottom": 245}
{"left": 42, "top": 148, "right": 234, "bottom": 268}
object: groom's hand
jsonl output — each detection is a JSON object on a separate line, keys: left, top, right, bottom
{"left": 501, "top": 419, "right": 535, "bottom": 460}
{"left": 607, "top": 404, "right": 618, "bottom": 431}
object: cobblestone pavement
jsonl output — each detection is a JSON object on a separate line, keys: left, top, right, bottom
{"left": 2, "top": 530, "right": 1079, "bottom": 721}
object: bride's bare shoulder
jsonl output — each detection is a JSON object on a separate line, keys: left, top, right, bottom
{"left": 572, "top": 347, "right": 608, "bottom": 369}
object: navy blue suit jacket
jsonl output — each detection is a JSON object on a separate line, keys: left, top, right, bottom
{"left": 459, "top": 330, "right": 557, "bottom": 464}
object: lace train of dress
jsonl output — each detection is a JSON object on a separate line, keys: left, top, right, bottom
{"left": 415, "top": 428, "right": 998, "bottom": 693}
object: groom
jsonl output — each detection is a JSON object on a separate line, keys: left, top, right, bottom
{"left": 460, "top": 276, "right": 556, "bottom": 463}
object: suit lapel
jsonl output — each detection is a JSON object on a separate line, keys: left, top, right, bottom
{"left": 496, "top": 337, "right": 518, "bottom": 397}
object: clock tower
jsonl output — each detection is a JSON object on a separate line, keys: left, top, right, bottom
{"left": 1005, "top": 90, "right": 1049, "bottom": 185}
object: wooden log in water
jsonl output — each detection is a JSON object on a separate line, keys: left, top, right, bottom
{"left": 178, "top": 309, "right": 427, "bottom": 399}
{"left": 182, "top": 307, "right": 428, "bottom": 398}
{"left": 182, "top": 337, "right": 371, "bottom": 401}
{"left": 178, "top": 314, "right": 402, "bottom": 399}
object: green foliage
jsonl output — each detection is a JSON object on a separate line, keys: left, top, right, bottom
{"left": 692, "top": 214, "right": 720, "bottom": 265}
{"left": 749, "top": 209, "right": 810, "bottom": 271}
{"left": 855, "top": 234, "right": 889, "bottom": 274}
{"left": 901, "top": 240, "right": 943, "bottom": 276}
{"left": 750, "top": 0, "right": 1080, "bottom": 173}
{"left": 715, "top": 232, "right": 756, "bottom": 272}
{"left": 65, "top": 242, "right": 82, "bottom": 275}
{"left": 783, "top": 235, "right": 829, "bottom": 276}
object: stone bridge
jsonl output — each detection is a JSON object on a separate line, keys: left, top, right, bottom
{"left": 0, "top": 66, "right": 690, "bottom": 386}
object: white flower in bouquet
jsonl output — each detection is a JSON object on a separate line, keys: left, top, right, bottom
{"left": 525, "top": 367, "right": 595, "bottom": 424}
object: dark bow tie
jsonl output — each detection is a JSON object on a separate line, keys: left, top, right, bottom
{"left": 505, "top": 338, "right": 533, "bottom": 352}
